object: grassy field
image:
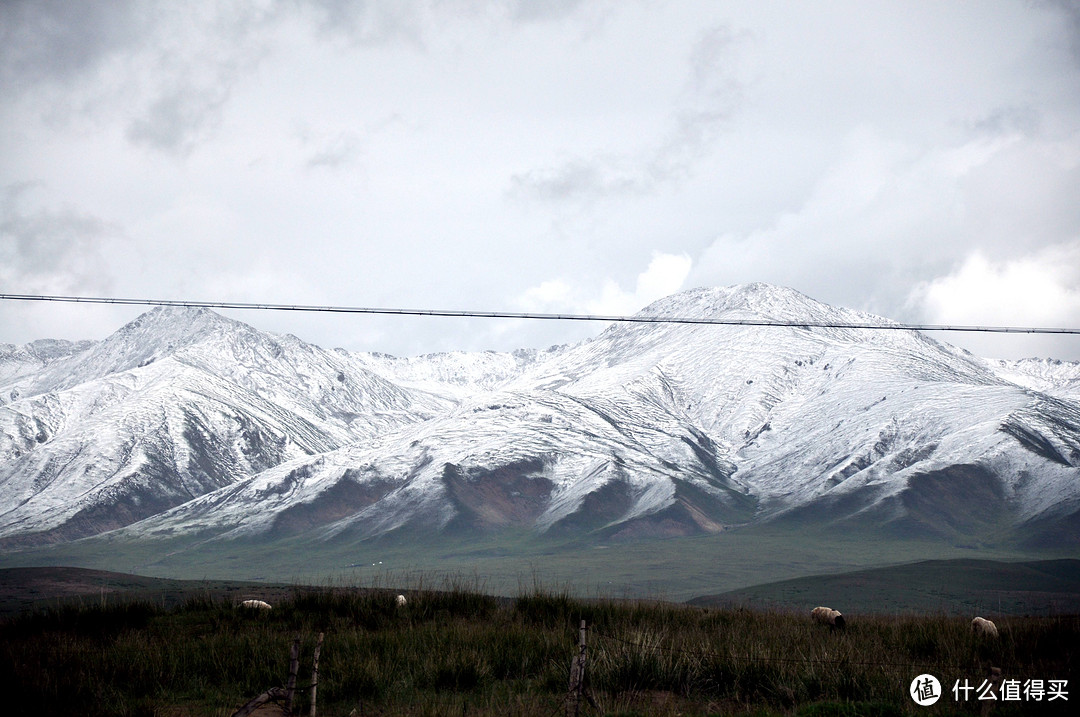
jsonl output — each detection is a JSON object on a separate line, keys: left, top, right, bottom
{"left": 0, "top": 522, "right": 1057, "bottom": 601}
{"left": 0, "top": 566, "right": 302, "bottom": 616}
{"left": 691, "top": 559, "right": 1080, "bottom": 616}
{"left": 0, "top": 571, "right": 1076, "bottom": 716}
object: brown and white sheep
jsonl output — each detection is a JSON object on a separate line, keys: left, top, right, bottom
{"left": 395, "top": 594, "right": 407, "bottom": 607}
{"left": 811, "top": 606, "right": 845, "bottom": 629}
{"left": 971, "top": 616, "right": 998, "bottom": 637}
{"left": 239, "top": 599, "right": 272, "bottom": 610}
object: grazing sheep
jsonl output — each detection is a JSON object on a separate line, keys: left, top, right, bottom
{"left": 971, "top": 616, "right": 998, "bottom": 637}
{"left": 395, "top": 594, "right": 407, "bottom": 607}
{"left": 811, "top": 606, "right": 846, "bottom": 629}
{"left": 239, "top": 599, "right": 272, "bottom": 610}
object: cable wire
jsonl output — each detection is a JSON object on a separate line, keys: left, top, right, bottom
{"left": 2, "top": 292, "right": 1078, "bottom": 335}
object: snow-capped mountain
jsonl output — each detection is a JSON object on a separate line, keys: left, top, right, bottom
{"left": 1, "top": 284, "right": 1078, "bottom": 551}
{"left": 0, "top": 338, "right": 94, "bottom": 387}
{"left": 983, "top": 357, "right": 1080, "bottom": 400}
{"left": 0, "top": 306, "right": 451, "bottom": 545}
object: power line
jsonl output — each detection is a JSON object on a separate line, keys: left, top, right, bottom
{"left": 1, "top": 292, "right": 1078, "bottom": 335}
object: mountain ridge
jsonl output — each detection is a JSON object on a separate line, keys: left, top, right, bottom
{"left": 1, "top": 284, "right": 1078, "bottom": 557}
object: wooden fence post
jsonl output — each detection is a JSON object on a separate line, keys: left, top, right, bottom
{"left": 565, "top": 620, "right": 587, "bottom": 717}
{"left": 231, "top": 687, "right": 288, "bottom": 717}
{"left": 233, "top": 632, "right": 324, "bottom": 717}
{"left": 286, "top": 635, "right": 301, "bottom": 713}
{"left": 309, "top": 632, "right": 325, "bottom": 717}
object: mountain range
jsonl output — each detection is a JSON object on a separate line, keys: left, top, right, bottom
{"left": 2, "top": 283, "right": 1078, "bottom": 562}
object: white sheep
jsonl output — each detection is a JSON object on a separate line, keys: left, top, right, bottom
{"left": 811, "top": 606, "right": 846, "bottom": 629}
{"left": 395, "top": 594, "right": 407, "bottom": 607}
{"left": 971, "top": 616, "right": 998, "bottom": 637}
{"left": 239, "top": 599, "right": 272, "bottom": 610}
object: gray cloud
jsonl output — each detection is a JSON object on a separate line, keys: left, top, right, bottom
{"left": 302, "top": 0, "right": 598, "bottom": 45}
{"left": 1040, "top": 0, "right": 1080, "bottom": 67}
{"left": 967, "top": 105, "right": 1041, "bottom": 138}
{"left": 119, "top": 4, "right": 280, "bottom": 155}
{"left": 509, "top": 158, "right": 647, "bottom": 202}
{"left": 2, "top": 2, "right": 1078, "bottom": 361}
{"left": 508, "top": 0, "right": 588, "bottom": 23}
{"left": 125, "top": 77, "right": 234, "bottom": 154}
{"left": 510, "top": 23, "right": 744, "bottom": 202}
{"left": 301, "top": 0, "right": 429, "bottom": 47}
{"left": 687, "top": 24, "right": 743, "bottom": 95}
{"left": 0, "top": 186, "right": 117, "bottom": 294}
{"left": 0, "top": 0, "right": 142, "bottom": 94}
{"left": 304, "top": 131, "right": 363, "bottom": 170}
{"left": 0, "top": 1, "right": 279, "bottom": 155}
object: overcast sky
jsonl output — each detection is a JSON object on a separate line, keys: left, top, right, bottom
{"left": 2, "top": 0, "right": 1079, "bottom": 360}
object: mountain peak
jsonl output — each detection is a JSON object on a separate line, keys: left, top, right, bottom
{"left": 97, "top": 305, "right": 244, "bottom": 362}
{"left": 116, "top": 305, "right": 235, "bottom": 338}
{"left": 7, "top": 306, "right": 250, "bottom": 398}
{"left": 636, "top": 283, "right": 860, "bottom": 324}
{"left": 2, "top": 284, "right": 1079, "bottom": 559}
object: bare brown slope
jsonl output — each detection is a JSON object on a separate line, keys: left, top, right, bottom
{"left": 0, "top": 566, "right": 291, "bottom": 616}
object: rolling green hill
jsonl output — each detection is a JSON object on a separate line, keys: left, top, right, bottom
{"left": 688, "top": 558, "right": 1080, "bottom": 615}
{"left": 1, "top": 521, "right": 1073, "bottom": 603}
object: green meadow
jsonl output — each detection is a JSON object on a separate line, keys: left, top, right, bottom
{"left": 0, "top": 568, "right": 1077, "bottom": 716}
{"left": 0, "top": 521, "right": 1057, "bottom": 601}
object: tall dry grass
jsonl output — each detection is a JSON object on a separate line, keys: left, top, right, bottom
{"left": 0, "top": 578, "right": 1075, "bottom": 716}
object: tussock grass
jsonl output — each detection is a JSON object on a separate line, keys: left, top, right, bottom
{"left": 0, "top": 578, "right": 1075, "bottom": 716}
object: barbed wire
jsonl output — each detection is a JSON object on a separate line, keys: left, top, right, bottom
{"left": 590, "top": 628, "right": 976, "bottom": 673}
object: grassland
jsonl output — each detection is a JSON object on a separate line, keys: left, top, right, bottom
{"left": 0, "top": 522, "right": 1057, "bottom": 601}
{"left": 691, "top": 559, "right": 1080, "bottom": 616}
{"left": 0, "top": 571, "right": 1076, "bottom": 716}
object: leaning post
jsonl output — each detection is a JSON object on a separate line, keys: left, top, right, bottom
{"left": 286, "top": 635, "right": 301, "bottom": 712}
{"left": 309, "top": 632, "right": 325, "bottom": 717}
{"left": 565, "top": 619, "right": 588, "bottom": 717}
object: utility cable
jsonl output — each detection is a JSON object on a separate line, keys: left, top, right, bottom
{"left": 2, "top": 292, "right": 1078, "bottom": 335}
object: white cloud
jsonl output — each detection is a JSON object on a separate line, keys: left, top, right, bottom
{"left": 909, "top": 244, "right": 1080, "bottom": 328}
{"left": 616, "top": 252, "right": 694, "bottom": 312}
{"left": 518, "top": 279, "right": 575, "bottom": 309}
{"left": 689, "top": 123, "right": 1080, "bottom": 317}
{"left": 906, "top": 244, "right": 1080, "bottom": 359}
{"left": 518, "top": 252, "right": 692, "bottom": 317}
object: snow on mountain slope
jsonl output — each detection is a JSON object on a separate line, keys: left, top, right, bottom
{"left": 483, "top": 286, "right": 1079, "bottom": 537}
{"left": 352, "top": 345, "right": 564, "bottom": 399}
{"left": 0, "top": 339, "right": 95, "bottom": 390}
{"left": 90, "top": 285, "right": 1080, "bottom": 549}
{"left": 0, "top": 307, "right": 453, "bottom": 545}
{"left": 115, "top": 386, "right": 749, "bottom": 545}
{"left": 986, "top": 358, "right": 1080, "bottom": 400}
{"left": 1, "top": 284, "right": 1078, "bottom": 550}
{"left": 494, "top": 287, "right": 1009, "bottom": 478}
{"left": 1, "top": 307, "right": 235, "bottom": 401}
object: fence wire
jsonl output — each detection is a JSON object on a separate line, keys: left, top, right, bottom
{"left": 589, "top": 627, "right": 976, "bottom": 673}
